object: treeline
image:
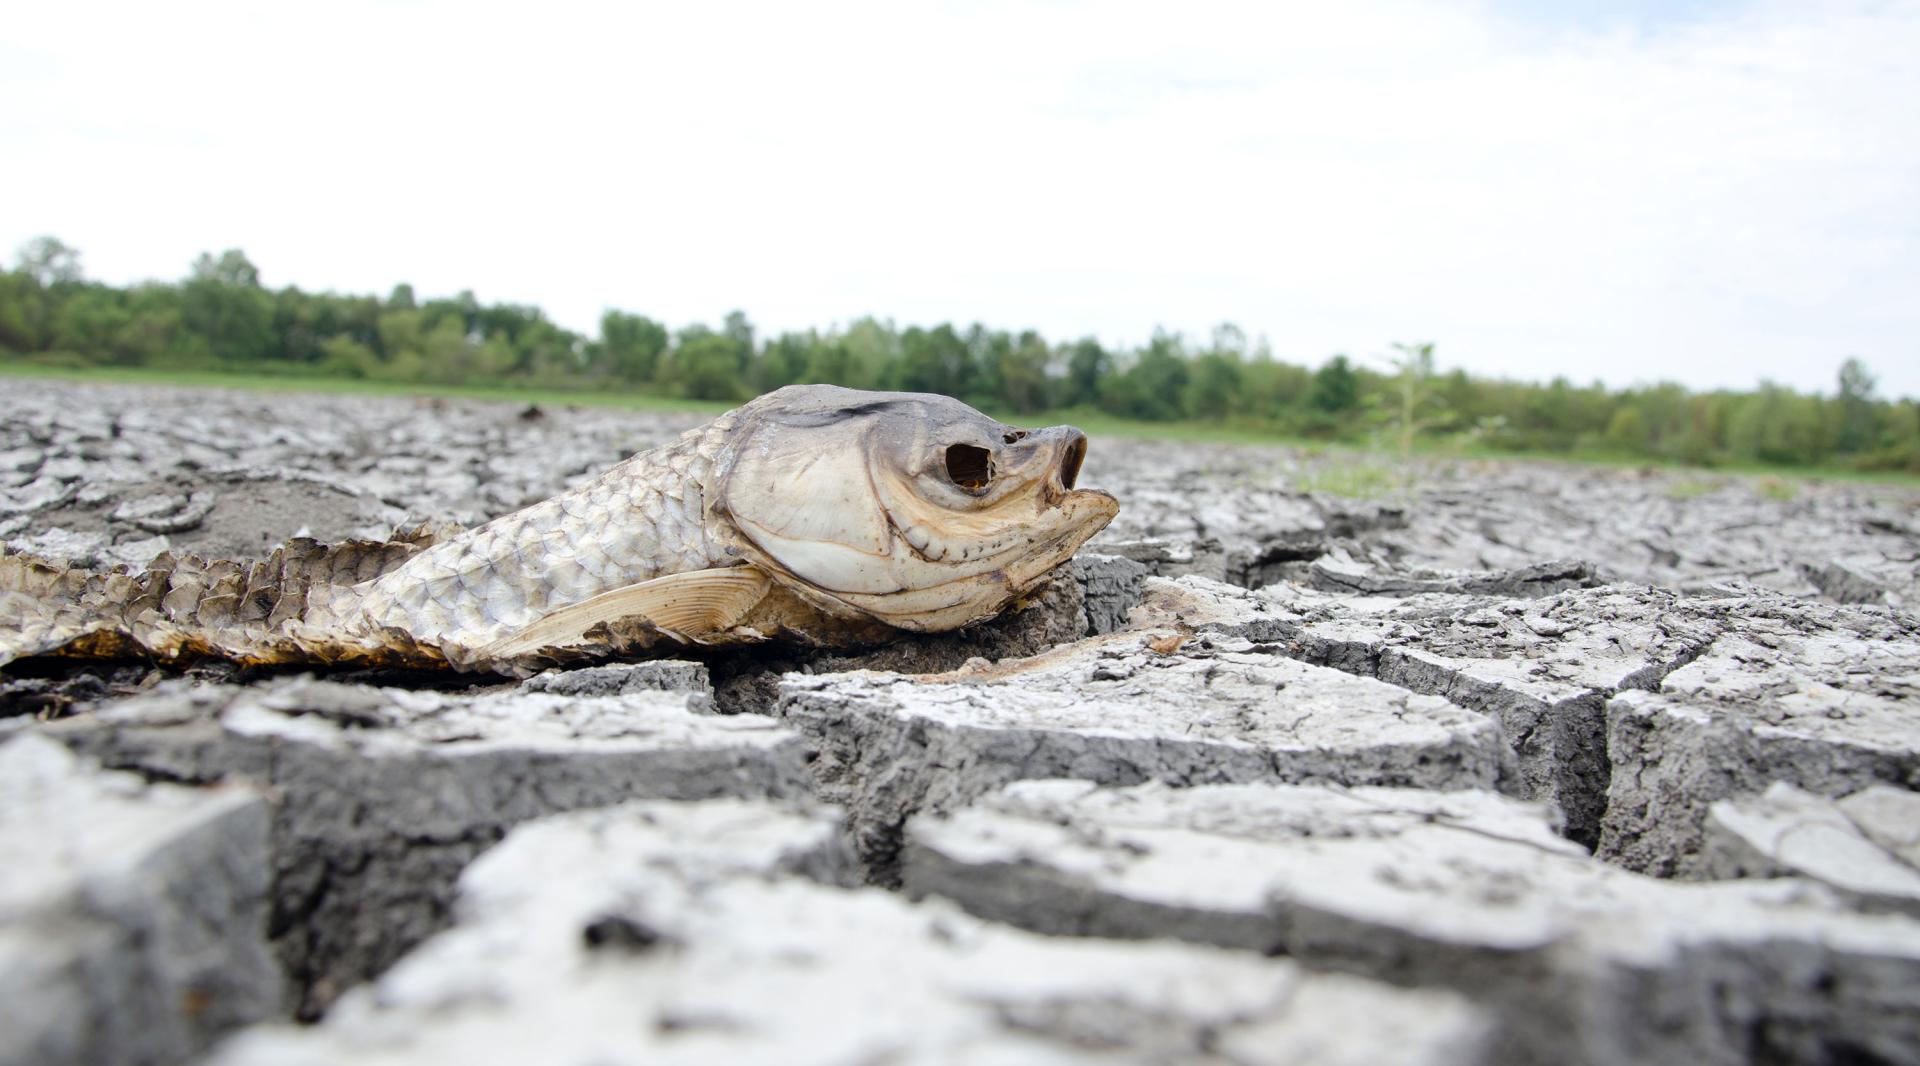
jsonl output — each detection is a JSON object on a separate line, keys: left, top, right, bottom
{"left": 3, "top": 238, "right": 1916, "bottom": 472}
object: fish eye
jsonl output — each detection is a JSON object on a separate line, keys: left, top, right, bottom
{"left": 944, "top": 443, "right": 993, "bottom": 493}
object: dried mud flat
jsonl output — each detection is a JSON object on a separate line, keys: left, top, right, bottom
{"left": 4, "top": 379, "right": 1919, "bottom": 1066}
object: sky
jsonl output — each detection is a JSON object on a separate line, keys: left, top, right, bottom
{"left": 4, "top": 0, "right": 1917, "bottom": 398}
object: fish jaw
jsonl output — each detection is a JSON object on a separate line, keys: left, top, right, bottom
{"left": 845, "top": 485, "right": 1119, "bottom": 632}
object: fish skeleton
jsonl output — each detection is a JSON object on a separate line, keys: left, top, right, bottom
{"left": 0, "top": 385, "right": 1119, "bottom": 673}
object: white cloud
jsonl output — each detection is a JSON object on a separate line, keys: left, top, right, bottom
{"left": 3, "top": 0, "right": 1916, "bottom": 396}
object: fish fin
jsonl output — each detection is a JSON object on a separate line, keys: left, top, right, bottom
{"left": 480, "top": 566, "right": 772, "bottom": 659}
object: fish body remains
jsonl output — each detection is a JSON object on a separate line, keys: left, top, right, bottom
{"left": 0, "top": 386, "right": 1119, "bottom": 673}
{"left": 352, "top": 406, "right": 744, "bottom": 658}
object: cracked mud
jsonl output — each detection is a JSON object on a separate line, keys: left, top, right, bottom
{"left": 3, "top": 380, "right": 1919, "bottom": 1066}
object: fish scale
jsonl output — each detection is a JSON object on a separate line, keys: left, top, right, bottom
{"left": 347, "top": 411, "right": 740, "bottom": 649}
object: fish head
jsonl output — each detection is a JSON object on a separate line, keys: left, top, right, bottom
{"left": 715, "top": 385, "right": 1119, "bottom": 631}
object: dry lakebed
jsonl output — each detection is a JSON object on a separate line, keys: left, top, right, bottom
{"left": 3, "top": 379, "right": 1918, "bottom": 1066}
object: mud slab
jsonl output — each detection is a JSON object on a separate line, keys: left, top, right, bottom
{"left": 779, "top": 628, "right": 1507, "bottom": 878}
{"left": 1599, "top": 593, "right": 1920, "bottom": 875}
{"left": 1247, "top": 580, "right": 1920, "bottom": 859}
{"left": 904, "top": 779, "right": 1920, "bottom": 1066}
{"left": 30, "top": 676, "right": 811, "bottom": 1017}
{"left": 1256, "top": 581, "right": 1718, "bottom": 845}
{"left": 0, "top": 735, "right": 280, "bottom": 1066}
{"left": 208, "top": 799, "right": 1494, "bottom": 1066}
{"left": 1705, "top": 783, "right": 1920, "bottom": 916}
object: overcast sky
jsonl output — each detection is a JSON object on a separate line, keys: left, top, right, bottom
{"left": 5, "top": 0, "right": 1917, "bottom": 397}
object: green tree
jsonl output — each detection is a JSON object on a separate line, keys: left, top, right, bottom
{"left": 0, "top": 273, "right": 41, "bottom": 351}
{"left": 271, "top": 287, "right": 345, "bottom": 365}
{"left": 803, "top": 335, "right": 856, "bottom": 385}
{"left": 1604, "top": 406, "right": 1648, "bottom": 452}
{"left": 677, "top": 333, "right": 748, "bottom": 401}
{"left": 192, "top": 250, "right": 261, "bottom": 288}
{"left": 755, "top": 331, "right": 814, "bottom": 390}
{"left": 1186, "top": 352, "right": 1243, "bottom": 420}
{"left": 319, "top": 335, "right": 380, "bottom": 378}
{"left": 119, "top": 284, "right": 184, "bottom": 365}
{"left": 1187, "top": 323, "right": 1249, "bottom": 419}
{"left": 49, "top": 287, "right": 135, "bottom": 364}
{"left": 181, "top": 249, "right": 273, "bottom": 364}
{"left": 1241, "top": 354, "right": 1312, "bottom": 424}
{"left": 1102, "top": 330, "right": 1187, "bottom": 421}
{"left": 892, "top": 324, "right": 972, "bottom": 397}
{"left": 16, "top": 236, "right": 83, "bottom": 286}
{"left": 841, "top": 317, "right": 899, "bottom": 389}
{"left": 2, "top": 237, "right": 86, "bottom": 352}
{"left": 416, "top": 316, "right": 513, "bottom": 385}
{"left": 994, "top": 329, "right": 1052, "bottom": 414}
{"left": 1063, "top": 338, "right": 1111, "bottom": 407}
{"left": 377, "top": 307, "right": 426, "bottom": 362}
{"left": 1727, "top": 382, "right": 1827, "bottom": 465}
{"left": 1836, "top": 358, "right": 1877, "bottom": 453}
{"left": 595, "top": 310, "right": 669, "bottom": 384}
{"left": 1308, "top": 355, "right": 1360, "bottom": 413}
{"left": 1209, "top": 323, "right": 1248, "bottom": 359}
{"left": 722, "top": 309, "right": 755, "bottom": 370}
{"left": 470, "top": 303, "right": 572, "bottom": 378}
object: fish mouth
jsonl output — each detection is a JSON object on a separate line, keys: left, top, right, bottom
{"left": 1043, "top": 430, "right": 1090, "bottom": 502}
{"left": 1059, "top": 432, "right": 1087, "bottom": 491}
{"left": 1041, "top": 430, "right": 1117, "bottom": 519}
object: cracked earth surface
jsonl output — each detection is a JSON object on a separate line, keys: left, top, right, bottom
{"left": 3, "top": 380, "right": 1919, "bottom": 1066}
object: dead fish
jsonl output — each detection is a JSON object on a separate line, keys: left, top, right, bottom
{"left": 0, "top": 385, "right": 1119, "bottom": 672}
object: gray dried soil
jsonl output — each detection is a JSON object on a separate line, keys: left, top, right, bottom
{"left": 3, "top": 379, "right": 1918, "bottom": 1066}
